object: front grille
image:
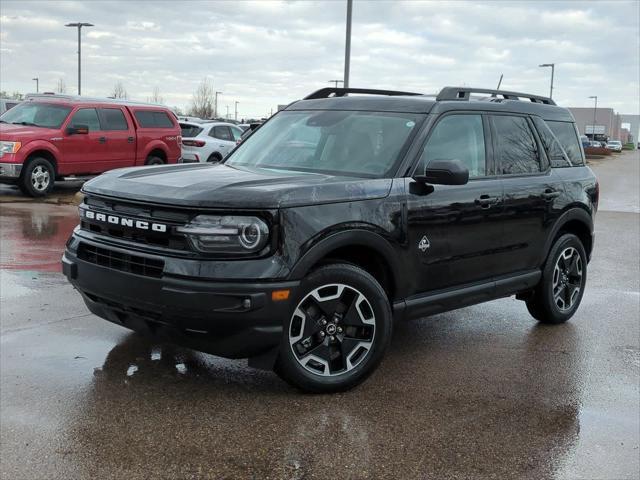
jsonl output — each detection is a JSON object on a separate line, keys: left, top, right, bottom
{"left": 78, "top": 242, "right": 164, "bottom": 278}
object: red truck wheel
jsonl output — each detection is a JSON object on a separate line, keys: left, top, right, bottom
{"left": 20, "top": 158, "right": 55, "bottom": 197}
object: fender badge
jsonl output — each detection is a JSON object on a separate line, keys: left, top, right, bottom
{"left": 418, "top": 236, "right": 431, "bottom": 252}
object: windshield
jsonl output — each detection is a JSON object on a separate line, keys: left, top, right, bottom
{"left": 225, "top": 110, "right": 423, "bottom": 177}
{"left": 0, "top": 102, "right": 71, "bottom": 128}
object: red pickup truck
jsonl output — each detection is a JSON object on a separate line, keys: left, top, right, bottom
{"left": 0, "top": 94, "right": 181, "bottom": 196}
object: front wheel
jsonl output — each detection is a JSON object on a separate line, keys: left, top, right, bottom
{"left": 526, "top": 233, "right": 587, "bottom": 324}
{"left": 20, "top": 157, "right": 55, "bottom": 197}
{"left": 275, "top": 264, "right": 392, "bottom": 393}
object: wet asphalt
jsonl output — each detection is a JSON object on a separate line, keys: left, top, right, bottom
{"left": 1, "top": 151, "right": 639, "bottom": 479}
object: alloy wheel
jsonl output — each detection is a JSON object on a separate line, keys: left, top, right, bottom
{"left": 289, "top": 283, "right": 376, "bottom": 377}
{"left": 552, "top": 247, "right": 583, "bottom": 311}
{"left": 31, "top": 165, "right": 50, "bottom": 192}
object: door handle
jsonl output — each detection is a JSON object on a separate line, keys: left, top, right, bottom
{"left": 542, "top": 189, "right": 560, "bottom": 201}
{"left": 127, "top": 136, "right": 134, "bottom": 143}
{"left": 98, "top": 136, "right": 107, "bottom": 144}
{"left": 475, "top": 194, "right": 499, "bottom": 208}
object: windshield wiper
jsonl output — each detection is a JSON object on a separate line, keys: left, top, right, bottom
{"left": 11, "top": 121, "right": 38, "bottom": 126}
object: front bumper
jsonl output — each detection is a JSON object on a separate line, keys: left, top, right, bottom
{"left": 0, "top": 162, "right": 22, "bottom": 179}
{"left": 62, "top": 245, "right": 299, "bottom": 361}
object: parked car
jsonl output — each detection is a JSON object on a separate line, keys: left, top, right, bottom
{"left": 606, "top": 140, "right": 623, "bottom": 152}
{"left": 179, "top": 121, "right": 243, "bottom": 163}
{"left": 63, "top": 86, "right": 597, "bottom": 393}
{"left": 589, "top": 141, "right": 602, "bottom": 148}
{"left": 0, "top": 98, "right": 20, "bottom": 115}
{"left": 0, "top": 94, "right": 181, "bottom": 197}
{"left": 579, "top": 135, "right": 589, "bottom": 149}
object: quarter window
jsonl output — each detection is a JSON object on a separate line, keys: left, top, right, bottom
{"left": 100, "top": 108, "right": 129, "bottom": 130}
{"left": 419, "top": 114, "right": 486, "bottom": 177}
{"left": 547, "top": 121, "right": 584, "bottom": 166}
{"left": 491, "top": 115, "right": 541, "bottom": 175}
{"left": 212, "top": 126, "right": 233, "bottom": 141}
{"left": 70, "top": 108, "right": 101, "bottom": 131}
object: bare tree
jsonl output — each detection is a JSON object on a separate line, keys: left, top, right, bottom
{"left": 172, "top": 106, "right": 184, "bottom": 116}
{"left": 147, "top": 86, "right": 164, "bottom": 104}
{"left": 56, "top": 78, "right": 67, "bottom": 94}
{"left": 111, "top": 81, "right": 128, "bottom": 99}
{"left": 189, "top": 78, "right": 214, "bottom": 118}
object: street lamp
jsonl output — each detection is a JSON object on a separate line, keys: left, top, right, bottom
{"left": 32, "top": 77, "right": 39, "bottom": 93}
{"left": 214, "top": 91, "right": 222, "bottom": 118}
{"left": 588, "top": 95, "right": 598, "bottom": 140}
{"left": 234, "top": 101, "right": 239, "bottom": 121}
{"left": 65, "top": 22, "right": 94, "bottom": 95}
{"left": 539, "top": 63, "right": 555, "bottom": 99}
{"left": 328, "top": 79, "right": 344, "bottom": 88}
{"left": 343, "top": 0, "right": 352, "bottom": 88}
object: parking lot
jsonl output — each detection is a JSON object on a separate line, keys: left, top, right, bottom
{"left": 1, "top": 150, "right": 638, "bottom": 479}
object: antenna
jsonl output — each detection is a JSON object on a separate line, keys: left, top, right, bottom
{"left": 497, "top": 74, "right": 504, "bottom": 90}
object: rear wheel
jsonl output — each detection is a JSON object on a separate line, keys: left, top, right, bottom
{"left": 144, "top": 155, "right": 164, "bottom": 166}
{"left": 206, "top": 153, "right": 222, "bottom": 163}
{"left": 20, "top": 157, "right": 55, "bottom": 197}
{"left": 275, "top": 264, "right": 392, "bottom": 393}
{"left": 526, "top": 233, "right": 587, "bottom": 324}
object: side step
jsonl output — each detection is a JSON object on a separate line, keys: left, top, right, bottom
{"left": 62, "top": 175, "right": 96, "bottom": 182}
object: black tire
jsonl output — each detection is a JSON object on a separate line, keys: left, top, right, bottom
{"left": 144, "top": 155, "right": 164, "bottom": 166}
{"left": 275, "top": 263, "right": 393, "bottom": 393}
{"left": 206, "top": 153, "right": 222, "bottom": 163}
{"left": 20, "top": 157, "right": 55, "bottom": 197}
{"left": 526, "top": 233, "right": 587, "bottom": 324}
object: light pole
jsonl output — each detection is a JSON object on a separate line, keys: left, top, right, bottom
{"left": 32, "top": 77, "right": 39, "bottom": 93}
{"left": 65, "top": 22, "right": 94, "bottom": 95}
{"left": 539, "top": 63, "right": 555, "bottom": 99}
{"left": 214, "top": 91, "right": 222, "bottom": 118}
{"left": 343, "top": 0, "right": 352, "bottom": 88}
{"left": 328, "top": 79, "right": 344, "bottom": 88}
{"left": 234, "top": 101, "right": 239, "bottom": 121}
{"left": 225, "top": 105, "right": 229, "bottom": 119}
{"left": 588, "top": 95, "right": 598, "bottom": 140}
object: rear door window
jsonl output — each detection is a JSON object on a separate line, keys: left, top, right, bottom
{"left": 546, "top": 121, "right": 584, "bottom": 166}
{"left": 134, "top": 110, "right": 175, "bottom": 128}
{"left": 230, "top": 126, "right": 243, "bottom": 141}
{"left": 491, "top": 115, "right": 541, "bottom": 175}
{"left": 69, "top": 108, "right": 101, "bottom": 131}
{"left": 211, "top": 126, "right": 233, "bottom": 141}
{"left": 99, "top": 108, "right": 129, "bottom": 130}
{"left": 531, "top": 116, "right": 571, "bottom": 167}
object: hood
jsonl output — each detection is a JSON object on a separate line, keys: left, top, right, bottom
{"left": 83, "top": 163, "right": 392, "bottom": 209}
{"left": 0, "top": 123, "right": 60, "bottom": 140}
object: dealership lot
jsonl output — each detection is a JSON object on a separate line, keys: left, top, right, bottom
{"left": 1, "top": 151, "right": 638, "bottom": 479}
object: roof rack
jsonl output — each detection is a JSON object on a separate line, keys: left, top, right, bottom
{"left": 304, "top": 87, "right": 423, "bottom": 100}
{"left": 23, "top": 92, "right": 164, "bottom": 107}
{"left": 436, "top": 87, "right": 556, "bottom": 105}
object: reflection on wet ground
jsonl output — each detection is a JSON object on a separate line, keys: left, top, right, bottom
{"left": 1, "top": 153, "right": 639, "bottom": 479}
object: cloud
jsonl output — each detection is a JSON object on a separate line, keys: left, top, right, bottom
{"left": 0, "top": 0, "right": 637, "bottom": 117}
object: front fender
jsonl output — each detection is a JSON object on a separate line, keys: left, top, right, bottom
{"left": 18, "top": 140, "right": 60, "bottom": 166}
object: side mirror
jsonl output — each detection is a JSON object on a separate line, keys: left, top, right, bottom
{"left": 66, "top": 124, "right": 89, "bottom": 135}
{"left": 414, "top": 159, "right": 469, "bottom": 186}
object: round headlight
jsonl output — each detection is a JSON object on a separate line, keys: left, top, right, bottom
{"left": 239, "top": 223, "right": 262, "bottom": 249}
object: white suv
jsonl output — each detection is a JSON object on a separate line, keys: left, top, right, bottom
{"left": 179, "top": 121, "right": 244, "bottom": 163}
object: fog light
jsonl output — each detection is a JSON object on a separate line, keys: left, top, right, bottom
{"left": 242, "top": 298, "right": 252, "bottom": 309}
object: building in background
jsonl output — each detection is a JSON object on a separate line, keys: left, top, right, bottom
{"left": 569, "top": 108, "right": 638, "bottom": 146}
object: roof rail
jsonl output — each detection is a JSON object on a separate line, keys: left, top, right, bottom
{"left": 304, "top": 87, "right": 423, "bottom": 100}
{"left": 24, "top": 92, "right": 165, "bottom": 107}
{"left": 436, "top": 87, "right": 556, "bottom": 106}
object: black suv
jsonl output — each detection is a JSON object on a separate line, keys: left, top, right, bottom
{"left": 63, "top": 87, "right": 598, "bottom": 392}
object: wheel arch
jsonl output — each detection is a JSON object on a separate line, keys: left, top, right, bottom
{"left": 23, "top": 148, "right": 59, "bottom": 177}
{"left": 543, "top": 207, "right": 594, "bottom": 264}
{"left": 289, "top": 229, "right": 403, "bottom": 301}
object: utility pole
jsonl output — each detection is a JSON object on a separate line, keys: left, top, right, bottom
{"left": 328, "top": 80, "right": 344, "bottom": 88}
{"left": 343, "top": 0, "right": 352, "bottom": 88}
{"left": 539, "top": 63, "right": 555, "bottom": 99}
{"left": 214, "top": 91, "right": 222, "bottom": 118}
{"left": 588, "top": 95, "right": 598, "bottom": 140}
{"left": 225, "top": 105, "right": 229, "bottom": 119}
{"left": 65, "top": 22, "right": 94, "bottom": 95}
{"left": 234, "top": 101, "right": 239, "bottom": 121}
{"left": 32, "top": 77, "right": 39, "bottom": 93}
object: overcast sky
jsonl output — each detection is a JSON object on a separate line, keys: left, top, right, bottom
{"left": 1, "top": 0, "right": 638, "bottom": 118}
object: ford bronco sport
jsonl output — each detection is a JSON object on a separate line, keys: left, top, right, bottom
{"left": 63, "top": 87, "right": 598, "bottom": 392}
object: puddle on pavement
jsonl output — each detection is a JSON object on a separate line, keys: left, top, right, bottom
{"left": 0, "top": 203, "right": 79, "bottom": 273}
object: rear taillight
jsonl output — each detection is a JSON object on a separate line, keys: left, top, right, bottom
{"left": 182, "top": 139, "right": 206, "bottom": 147}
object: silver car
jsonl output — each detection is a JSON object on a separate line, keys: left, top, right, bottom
{"left": 179, "top": 121, "right": 244, "bottom": 163}
{"left": 606, "top": 140, "right": 623, "bottom": 152}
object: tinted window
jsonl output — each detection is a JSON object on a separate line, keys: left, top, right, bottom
{"left": 134, "top": 110, "right": 175, "bottom": 128}
{"left": 491, "top": 115, "right": 540, "bottom": 175}
{"left": 531, "top": 116, "right": 570, "bottom": 168}
{"left": 547, "top": 121, "right": 584, "bottom": 166}
{"left": 100, "top": 108, "right": 128, "bottom": 130}
{"left": 70, "top": 108, "right": 101, "bottom": 131}
{"left": 212, "top": 126, "right": 233, "bottom": 141}
{"left": 230, "top": 126, "right": 243, "bottom": 141}
{"left": 180, "top": 123, "right": 203, "bottom": 138}
{"left": 226, "top": 110, "right": 422, "bottom": 178}
{"left": 418, "top": 114, "right": 486, "bottom": 177}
